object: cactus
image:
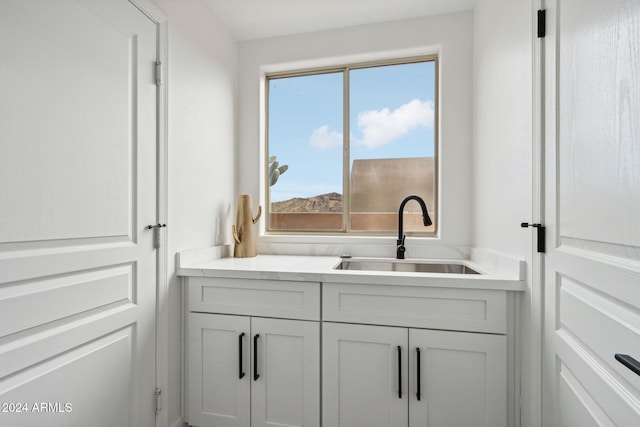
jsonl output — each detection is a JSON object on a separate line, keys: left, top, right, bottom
{"left": 268, "top": 155, "right": 288, "bottom": 186}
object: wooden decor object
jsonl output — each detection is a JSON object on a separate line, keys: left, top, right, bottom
{"left": 232, "top": 195, "right": 262, "bottom": 258}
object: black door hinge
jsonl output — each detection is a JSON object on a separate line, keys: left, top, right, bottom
{"left": 537, "top": 9, "right": 546, "bottom": 38}
{"left": 521, "top": 222, "right": 546, "bottom": 253}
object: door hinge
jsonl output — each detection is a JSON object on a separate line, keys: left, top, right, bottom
{"left": 155, "top": 387, "right": 162, "bottom": 414}
{"left": 521, "top": 222, "right": 546, "bottom": 253}
{"left": 146, "top": 223, "right": 166, "bottom": 249}
{"left": 155, "top": 61, "right": 162, "bottom": 86}
{"left": 537, "top": 9, "right": 546, "bottom": 38}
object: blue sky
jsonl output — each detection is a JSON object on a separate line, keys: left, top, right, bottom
{"left": 268, "top": 61, "right": 435, "bottom": 202}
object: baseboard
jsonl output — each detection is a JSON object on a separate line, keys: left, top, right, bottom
{"left": 170, "top": 418, "right": 187, "bottom": 427}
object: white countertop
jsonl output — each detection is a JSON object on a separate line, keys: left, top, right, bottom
{"left": 177, "top": 249, "right": 526, "bottom": 292}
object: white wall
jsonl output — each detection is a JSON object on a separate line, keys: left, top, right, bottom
{"left": 238, "top": 12, "right": 473, "bottom": 258}
{"left": 472, "top": 1, "right": 532, "bottom": 254}
{"left": 472, "top": 1, "right": 534, "bottom": 426}
{"left": 142, "top": 2, "right": 535, "bottom": 424}
{"left": 150, "top": 1, "right": 237, "bottom": 426}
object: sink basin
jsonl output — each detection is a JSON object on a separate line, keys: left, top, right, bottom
{"left": 334, "top": 259, "right": 481, "bottom": 274}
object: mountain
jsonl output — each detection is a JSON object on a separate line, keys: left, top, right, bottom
{"left": 271, "top": 192, "right": 343, "bottom": 213}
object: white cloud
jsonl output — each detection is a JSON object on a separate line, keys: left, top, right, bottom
{"left": 308, "top": 99, "right": 434, "bottom": 151}
{"left": 309, "top": 125, "right": 343, "bottom": 150}
{"left": 354, "top": 99, "right": 434, "bottom": 149}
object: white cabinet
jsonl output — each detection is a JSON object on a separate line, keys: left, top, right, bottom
{"left": 185, "top": 277, "right": 321, "bottom": 427}
{"left": 184, "top": 275, "right": 513, "bottom": 427}
{"left": 323, "top": 323, "right": 506, "bottom": 427}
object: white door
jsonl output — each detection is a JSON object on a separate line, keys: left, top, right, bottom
{"left": 323, "top": 322, "right": 408, "bottom": 427}
{"left": 543, "top": 1, "right": 640, "bottom": 426}
{"left": 409, "top": 329, "right": 506, "bottom": 427}
{"left": 188, "top": 313, "right": 251, "bottom": 427}
{"left": 0, "top": 1, "right": 159, "bottom": 426}
{"left": 251, "top": 317, "right": 320, "bottom": 427}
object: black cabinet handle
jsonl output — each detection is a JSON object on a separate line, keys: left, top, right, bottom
{"left": 416, "top": 347, "right": 421, "bottom": 401}
{"left": 397, "top": 345, "right": 402, "bottom": 399}
{"left": 615, "top": 353, "right": 640, "bottom": 376}
{"left": 238, "top": 332, "right": 245, "bottom": 379}
{"left": 253, "top": 334, "right": 260, "bottom": 381}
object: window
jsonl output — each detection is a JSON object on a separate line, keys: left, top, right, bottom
{"left": 266, "top": 56, "right": 438, "bottom": 235}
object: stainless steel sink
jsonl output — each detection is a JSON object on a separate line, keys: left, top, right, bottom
{"left": 334, "top": 259, "right": 481, "bottom": 274}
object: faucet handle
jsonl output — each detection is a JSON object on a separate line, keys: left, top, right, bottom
{"left": 396, "top": 234, "right": 407, "bottom": 259}
{"left": 396, "top": 244, "right": 406, "bottom": 259}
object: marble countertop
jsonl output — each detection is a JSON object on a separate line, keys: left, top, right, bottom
{"left": 177, "top": 248, "right": 526, "bottom": 292}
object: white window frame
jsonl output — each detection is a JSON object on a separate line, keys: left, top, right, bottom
{"left": 264, "top": 55, "right": 439, "bottom": 237}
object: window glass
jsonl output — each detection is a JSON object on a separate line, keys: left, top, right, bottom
{"left": 266, "top": 57, "right": 437, "bottom": 235}
{"left": 349, "top": 61, "right": 436, "bottom": 232}
{"left": 267, "top": 72, "right": 344, "bottom": 231}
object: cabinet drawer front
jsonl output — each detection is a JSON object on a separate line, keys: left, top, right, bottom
{"left": 188, "top": 277, "right": 320, "bottom": 320}
{"left": 323, "top": 283, "right": 507, "bottom": 333}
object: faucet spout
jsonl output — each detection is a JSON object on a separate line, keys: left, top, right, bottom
{"left": 397, "top": 195, "right": 432, "bottom": 259}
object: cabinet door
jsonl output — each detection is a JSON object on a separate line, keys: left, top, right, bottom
{"left": 409, "top": 329, "right": 506, "bottom": 427}
{"left": 188, "top": 313, "right": 251, "bottom": 427}
{"left": 323, "top": 322, "right": 408, "bottom": 427}
{"left": 251, "top": 318, "right": 320, "bottom": 427}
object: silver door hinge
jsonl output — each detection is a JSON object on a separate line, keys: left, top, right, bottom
{"left": 155, "top": 387, "right": 162, "bottom": 414}
{"left": 155, "top": 61, "right": 162, "bottom": 86}
{"left": 146, "top": 223, "right": 166, "bottom": 249}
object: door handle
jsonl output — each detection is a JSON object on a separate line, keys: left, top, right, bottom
{"left": 615, "top": 353, "right": 640, "bottom": 376}
{"left": 238, "top": 332, "right": 245, "bottom": 379}
{"left": 253, "top": 334, "right": 260, "bottom": 381}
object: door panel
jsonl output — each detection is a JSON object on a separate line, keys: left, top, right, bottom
{"left": 554, "top": 0, "right": 640, "bottom": 248}
{"left": 188, "top": 313, "right": 251, "bottom": 427}
{"left": 0, "top": 0, "right": 152, "bottom": 243}
{"left": 0, "top": 328, "right": 135, "bottom": 427}
{"left": 544, "top": 1, "right": 640, "bottom": 426}
{"left": 323, "top": 322, "right": 408, "bottom": 427}
{"left": 558, "top": 362, "right": 608, "bottom": 427}
{"left": 0, "top": 264, "right": 133, "bottom": 338}
{"left": 409, "top": 329, "right": 506, "bottom": 427}
{"left": 251, "top": 317, "right": 320, "bottom": 427}
{"left": 0, "top": 1, "right": 158, "bottom": 426}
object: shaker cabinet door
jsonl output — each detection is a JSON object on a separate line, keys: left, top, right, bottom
{"left": 188, "top": 313, "right": 251, "bottom": 427}
{"left": 323, "top": 322, "right": 409, "bottom": 427}
{"left": 409, "top": 328, "right": 507, "bottom": 427}
{"left": 251, "top": 317, "right": 320, "bottom": 427}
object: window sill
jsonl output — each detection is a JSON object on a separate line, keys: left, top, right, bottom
{"left": 256, "top": 233, "right": 469, "bottom": 260}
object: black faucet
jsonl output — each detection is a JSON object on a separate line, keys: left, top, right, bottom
{"left": 397, "top": 195, "right": 432, "bottom": 259}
